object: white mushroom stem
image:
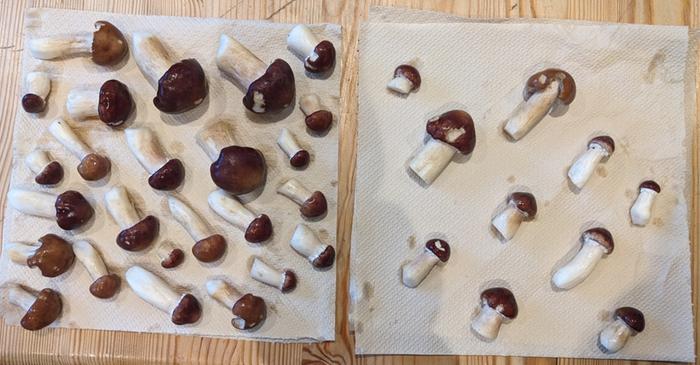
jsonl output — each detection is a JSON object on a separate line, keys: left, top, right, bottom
{"left": 132, "top": 32, "right": 173, "bottom": 87}
{"left": 25, "top": 151, "right": 53, "bottom": 175}
{"left": 7, "top": 189, "right": 55, "bottom": 218}
{"left": 552, "top": 239, "right": 607, "bottom": 290}
{"left": 73, "top": 240, "right": 108, "bottom": 280}
{"left": 196, "top": 121, "right": 237, "bottom": 161}
{"left": 599, "top": 318, "right": 633, "bottom": 353}
{"left": 250, "top": 257, "right": 286, "bottom": 289}
{"left": 206, "top": 279, "right": 241, "bottom": 309}
{"left": 208, "top": 190, "right": 256, "bottom": 232}
{"left": 66, "top": 87, "right": 99, "bottom": 121}
{"left": 290, "top": 224, "right": 327, "bottom": 263}
{"left": 491, "top": 206, "right": 523, "bottom": 241}
{"left": 25, "top": 72, "right": 51, "bottom": 99}
{"left": 5, "top": 242, "right": 38, "bottom": 265}
{"left": 216, "top": 34, "right": 266, "bottom": 89}
{"left": 7, "top": 284, "right": 37, "bottom": 311}
{"left": 48, "top": 119, "right": 93, "bottom": 160}
{"left": 125, "top": 266, "right": 181, "bottom": 315}
{"left": 503, "top": 79, "right": 560, "bottom": 141}
{"left": 567, "top": 146, "right": 607, "bottom": 189}
{"left": 125, "top": 128, "right": 169, "bottom": 174}
{"left": 299, "top": 94, "right": 322, "bottom": 115}
{"left": 471, "top": 304, "right": 505, "bottom": 340}
{"left": 29, "top": 34, "right": 92, "bottom": 60}
{"left": 630, "top": 189, "right": 657, "bottom": 227}
{"left": 409, "top": 139, "right": 457, "bottom": 184}
{"left": 287, "top": 25, "right": 318, "bottom": 61}
{"left": 168, "top": 196, "right": 210, "bottom": 241}
{"left": 387, "top": 76, "right": 413, "bottom": 94}
{"left": 277, "top": 128, "right": 304, "bottom": 160}
{"left": 401, "top": 249, "right": 440, "bottom": 288}
{"left": 277, "top": 179, "right": 312, "bottom": 206}
{"left": 104, "top": 186, "right": 140, "bottom": 230}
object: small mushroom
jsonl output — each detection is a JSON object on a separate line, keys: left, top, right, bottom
{"left": 207, "top": 190, "right": 272, "bottom": 243}
{"left": 6, "top": 284, "right": 62, "bottom": 331}
{"left": 567, "top": 136, "right": 615, "bottom": 189}
{"left": 7, "top": 189, "right": 93, "bottom": 230}
{"left": 73, "top": 240, "right": 120, "bottom": 299}
{"left": 104, "top": 186, "right": 159, "bottom": 251}
{"left": 249, "top": 257, "right": 297, "bottom": 293}
{"left": 48, "top": 118, "right": 111, "bottom": 181}
{"left": 156, "top": 241, "right": 185, "bottom": 269}
{"left": 401, "top": 239, "right": 450, "bottom": 288}
{"left": 125, "top": 127, "right": 185, "bottom": 191}
{"left": 299, "top": 94, "right": 333, "bottom": 133}
{"left": 168, "top": 196, "right": 226, "bottom": 262}
{"left": 277, "top": 179, "right": 327, "bottom": 218}
{"left": 206, "top": 279, "right": 267, "bottom": 330}
{"left": 216, "top": 34, "right": 295, "bottom": 113}
{"left": 125, "top": 266, "right": 201, "bottom": 325}
{"left": 491, "top": 192, "right": 537, "bottom": 241}
{"left": 5, "top": 234, "right": 75, "bottom": 277}
{"left": 471, "top": 287, "right": 518, "bottom": 341}
{"left": 503, "top": 68, "right": 576, "bottom": 140}
{"left": 290, "top": 223, "right": 335, "bottom": 269}
{"left": 132, "top": 33, "right": 208, "bottom": 113}
{"left": 552, "top": 228, "right": 614, "bottom": 290}
{"left": 387, "top": 65, "right": 421, "bottom": 95}
{"left": 599, "top": 307, "right": 645, "bottom": 353}
{"left": 630, "top": 180, "right": 660, "bottom": 227}
{"left": 66, "top": 80, "right": 133, "bottom": 127}
{"left": 21, "top": 71, "right": 51, "bottom": 113}
{"left": 25, "top": 150, "right": 63, "bottom": 185}
{"left": 409, "top": 110, "right": 476, "bottom": 185}
{"left": 277, "top": 128, "right": 310, "bottom": 168}
{"left": 286, "top": 24, "right": 336, "bottom": 73}
{"left": 29, "top": 21, "right": 127, "bottom": 65}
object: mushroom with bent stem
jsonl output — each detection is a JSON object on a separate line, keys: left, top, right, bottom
{"left": 29, "top": 21, "right": 127, "bottom": 65}
{"left": 25, "top": 150, "right": 63, "bottom": 185}
{"left": 471, "top": 287, "right": 518, "bottom": 341}
{"left": 630, "top": 181, "right": 660, "bottom": 227}
{"left": 104, "top": 186, "right": 159, "bottom": 251}
{"left": 7, "top": 189, "right": 93, "bottom": 230}
{"left": 290, "top": 224, "right": 335, "bottom": 269}
{"left": 168, "top": 196, "right": 226, "bottom": 262}
{"left": 125, "top": 266, "right": 201, "bottom": 325}
{"left": 66, "top": 80, "right": 133, "bottom": 127}
{"left": 208, "top": 190, "right": 272, "bottom": 243}
{"left": 299, "top": 94, "right": 333, "bottom": 133}
{"left": 387, "top": 65, "right": 421, "bottom": 95}
{"left": 73, "top": 240, "right": 120, "bottom": 299}
{"left": 287, "top": 24, "right": 336, "bottom": 73}
{"left": 277, "top": 179, "right": 327, "bottom": 218}
{"left": 125, "top": 127, "right": 185, "bottom": 191}
{"left": 206, "top": 279, "right": 267, "bottom": 330}
{"left": 249, "top": 257, "right": 297, "bottom": 293}
{"left": 5, "top": 234, "right": 75, "bottom": 277}
{"left": 491, "top": 192, "right": 537, "bottom": 241}
{"left": 6, "top": 284, "right": 62, "bottom": 331}
{"left": 401, "top": 239, "right": 450, "bottom": 288}
{"left": 567, "top": 136, "right": 615, "bottom": 189}
{"left": 277, "top": 128, "right": 310, "bottom": 168}
{"left": 599, "top": 307, "right": 645, "bottom": 354}
{"left": 48, "top": 118, "right": 111, "bottom": 181}
{"left": 552, "top": 228, "right": 614, "bottom": 290}
{"left": 22, "top": 71, "right": 51, "bottom": 113}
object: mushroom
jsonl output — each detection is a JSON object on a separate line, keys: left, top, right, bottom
{"left": 503, "top": 68, "right": 576, "bottom": 140}
{"left": 156, "top": 241, "right": 185, "bottom": 269}
{"left": 207, "top": 190, "right": 272, "bottom": 243}
{"left": 567, "top": 136, "right": 615, "bottom": 189}
{"left": 552, "top": 228, "right": 614, "bottom": 290}
{"left": 66, "top": 80, "right": 133, "bottom": 127}
{"left": 21, "top": 71, "right": 51, "bottom": 113}
{"left": 290, "top": 224, "right": 335, "bottom": 269}
{"left": 409, "top": 110, "right": 476, "bottom": 185}
{"left": 277, "top": 128, "right": 310, "bottom": 168}
{"left": 299, "top": 94, "right": 333, "bottom": 133}
{"left": 286, "top": 24, "right": 336, "bottom": 73}
{"left": 249, "top": 257, "right": 297, "bottom": 293}
{"left": 104, "top": 186, "right": 159, "bottom": 251}
{"left": 5, "top": 234, "right": 75, "bottom": 277}
{"left": 401, "top": 239, "right": 450, "bottom": 288}
{"left": 599, "top": 307, "right": 645, "bottom": 353}
{"left": 196, "top": 121, "right": 267, "bottom": 195}
{"left": 387, "top": 65, "right": 421, "bottom": 95}
{"left": 28, "top": 21, "right": 127, "bottom": 65}
{"left": 277, "top": 179, "right": 327, "bottom": 218}
{"left": 132, "top": 33, "right": 208, "bottom": 113}
{"left": 48, "top": 118, "right": 111, "bottom": 181}
{"left": 630, "top": 181, "right": 661, "bottom": 227}
{"left": 7, "top": 189, "right": 93, "bottom": 230}
{"left": 216, "top": 34, "right": 295, "bottom": 113}
{"left": 73, "top": 240, "right": 120, "bottom": 299}
{"left": 25, "top": 150, "right": 63, "bottom": 185}
{"left": 471, "top": 287, "right": 518, "bottom": 341}
{"left": 168, "top": 196, "right": 226, "bottom": 262}
{"left": 206, "top": 279, "right": 267, "bottom": 330}
{"left": 125, "top": 127, "right": 185, "bottom": 191}
{"left": 6, "top": 284, "right": 62, "bottom": 331}
{"left": 491, "top": 192, "right": 537, "bottom": 241}
{"left": 125, "top": 266, "right": 201, "bottom": 325}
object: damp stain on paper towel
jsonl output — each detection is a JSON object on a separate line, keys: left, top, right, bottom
{"left": 362, "top": 282, "right": 374, "bottom": 299}
{"left": 645, "top": 51, "right": 666, "bottom": 83}
{"left": 407, "top": 234, "right": 416, "bottom": 248}
{"left": 330, "top": 180, "right": 338, "bottom": 187}
{"left": 170, "top": 141, "right": 185, "bottom": 154}
{"left": 318, "top": 228, "right": 329, "bottom": 241}
{"left": 625, "top": 189, "right": 635, "bottom": 199}
{"left": 507, "top": 175, "right": 516, "bottom": 183}
{"left": 652, "top": 217, "right": 664, "bottom": 227}
{"left": 596, "top": 166, "right": 608, "bottom": 177}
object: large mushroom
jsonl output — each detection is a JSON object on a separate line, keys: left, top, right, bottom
{"left": 104, "top": 186, "right": 159, "bottom": 251}
{"left": 125, "top": 127, "right": 185, "bottom": 191}
{"left": 7, "top": 189, "right": 93, "bottom": 230}
{"left": 125, "top": 266, "right": 201, "bottom": 325}
{"left": 206, "top": 279, "right": 267, "bottom": 330}
{"left": 216, "top": 34, "right": 295, "bottom": 114}
{"left": 491, "top": 192, "right": 537, "bottom": 241}
{"left": 290, "top": 224, "right": 335, "bottom": 269}
{"left": 208, "top": 190, "right": 272, "bottom": 243}
{"left": 66, "top": 80, "right": 133, "bottom": 127}
{"left": 387, "top": 65, "right": 421, "bottom": 95}
{"left": 277, "top": 179, "right": 327, "bottom": 218}
{"left": 552, "top": 228, "right": 614, "bottom": 290}
{"left": 132, "top": 33, "right": 208, "bottom": 113}
{"left": 503, "top": 68, "right": 576, "bottom": 140}
{"left": 299, "top": 94, "right": 333, "bottom": 133}
{"left": 249, "top": 257, "right": 297, "bottom": 293}
{"left": 409, "top": 110, "right": 476, "bottom": 185}
{"left": 471, "top": 287, "right": 518, "bottom": 341}
{"left": 73, "top": 240, "right": 120, "bottom": 299}
{"left": 401, "top": 239, "right": 450, "bottom": 288}
{"left": 567, "top": 136, "right": 615, "bottom": 189}
{"left": 168, "top": 196, "right": 227, "bottom": 262}
{"left": 48, "top": 118, "right": 111, "bottom": 181}
{"left": 6, "top": 284, "right": 62, "bottom": 331}
{"left": 630, "top": 180, "right": 661, "bottom": 227}
{"left": 29, "top": 21, "right": 127, "bottom": 65}
{"left": 21, "top": 71, "right": 51, "bottom": 113}
{"left": 599, "top": 307, "right": 645, "bottom": 353}
{"left": 286, "top": 24, "right": 336, "bottom": 73}
{"left": 5, "top": 234, "right": 75, "bottom": 277}
{"left": 25, "top": 150, "right": 63, "bottom": 185}
{"left": 277, "top": 128, "right": 310, "bottom": 168}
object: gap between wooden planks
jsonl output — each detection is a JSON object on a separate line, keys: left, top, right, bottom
{"left": 0, "top": 0, "right": 697, "bottom": 364}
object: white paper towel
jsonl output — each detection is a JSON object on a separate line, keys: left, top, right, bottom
{"left": 0, "top": 8, "right": 341, "bottom": 342}
{"left": 351, "top": 9, "right": 695, "bottom": 360}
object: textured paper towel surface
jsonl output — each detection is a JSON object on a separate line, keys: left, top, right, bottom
{"left": 351, "top": 13, "right": 695, "bottom": 361}
{"left": 0, "top": 8, "right": 340, "bottom": 342}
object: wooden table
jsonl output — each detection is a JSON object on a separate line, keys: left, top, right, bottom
{"left": 0, "top": 1, "right": 697, "bottom": 364}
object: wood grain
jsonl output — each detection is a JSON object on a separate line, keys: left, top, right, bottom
{"left": 0, "top": 0, "right": 696, "bottom": 364}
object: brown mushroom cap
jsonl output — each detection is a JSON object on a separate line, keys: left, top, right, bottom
{"left": 614, "top": 307, "right": 645, "bottom": 333}
{"left": 27, "top": 234, "right": 75, "bottom": 278}
{"left": 524, "top": 68, "right": 576, "bottom": 105}
{"left": 640, "top": 180, "right": 661, "bottom": 193}
{"left": 161, "top": 248, "right": 185, "bottom": 269}
{"left": 231, "top": 293, "right": 267, "bottom": 330}
{"left": 22, "top": 94, "right": 45, "bottom": 113}
{"left": 98, "top": 79, "right": 133, "bottom": 127}
{"left": 394, "top": 65, "right": 421, "bottom": 90}
{"left": 91, "top": 21, "right": 128, "bottom": 66}
{"left": 243, "top": 59, "right": 295, "bottom": 114}
{"left": 170, "top": 293, "right": 201, "bottom": 325}
{"left": 211, "top": 146, "right": 266, "bottom": 195}
{"left": 509, "top": 192, "right": 537, "bottom": 219}
{"left": 312, "top": 245, "right": 335, "bottom": 269}
{"left": 89, "top": 274, "right": 120, "bottom": 299}
{"left": 244, "top": 214, "right": 272, "bottom": 243}
{"left": 425, "top": 239, "right": 450, "bottom": 262}
{"left": 116, "top": 215, "right": 159, "bottom": 251}
{"left": 192, "top": 234, "right": 226, "bottom": 262}
{"left": 305, "top": 40, "right": 336, "bottom": 73}
{"left": 148, "top": 159, "right": 185, "bottom": 191}
{"left": 77, "top": 153, "right": 111, "bottom": 181}
{"left": 55, "top": 190, "right": 94, "bottom": 230}
{"left": 153, "top": 59, "right": 208, "bottom": 114}
{"left": 20, "top": 288, "right": 62, "bottom": 331}
{"left": 581, "top": 227, "right": 614, "bottom": 254}
{"left": 281, "top": 270, "right": 298, "bottom": 293}
{"left": 300, "top": 191, "right": 327, "bottom": 218}
{"left": 426, "top": 110, "right": 476, "bottom": 155}
{"left": 588, "top": 136, "right": 615, "bottom": 156}
{"left": 305, "top": 110, "right": 333, "bottom": 132}
{"left": 290, "top": 150, "right": 310, "bottom": 168}
{"left": 35, "top": 161, "right": 64, "bottom": 185}
{"left": 480, "top": 287, "right": 518, "bottom": 319}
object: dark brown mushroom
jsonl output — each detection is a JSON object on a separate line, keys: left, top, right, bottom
{"left": 243, "top": 59, "right": 295, "bottom": 114}
{"left": 171, "top": 293, "right": 202, "bottom": 325}
{"left": 19, "top": 288, "right": 62, "bottom": 331}
{"left": 426, "top": 110, "right": 476, "bottom": 155}
{"left": 22, "top": 94, "right": 45, "bottom": 113}
{"left": 116, "top": 215, "right": 159, "bottom": 251}
{"left": 55, "top": 190, "right": 94, "bottom": 230}
{"left": 148, "top": 158, "right": 185, "bottom": 191}
{"left": 98, "top": 79, "right": 133, "bottom": 127}
{"left": 192, "top": 234, "right": 227, "bottom": 262}
{"left": 290, "top": 150, "right": 310, "bottom": 168}
{"left": 161, "top": 248, "right": 185, "bottom": 269}
{"left": 211, "top": 146, "right": 266, "bottom": 195}
{"left": 615, "top": 307, "right": 645, "bottom": 333}
{"left": 153, "top": 59, "right": 208, "bottom": 113}
{"left": 387, "top": 65, "right": 421, "bottom": 94}
{"left": 244, "top": 215, "right": 272, "bottom": 243}
{"left": 232, "top": 293, "right": 267, "bottom": 330}
{"left": 89, "top": 274, "right": 120, "bottom": 299}
{"left": 525, "top": 68, "right": 576, "bottom": 105}
{"left": 35, "top": 161, "right": 64, "bottom": 185}
{"left": 300, "top": 191, "right": 327, "bottom": 218}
